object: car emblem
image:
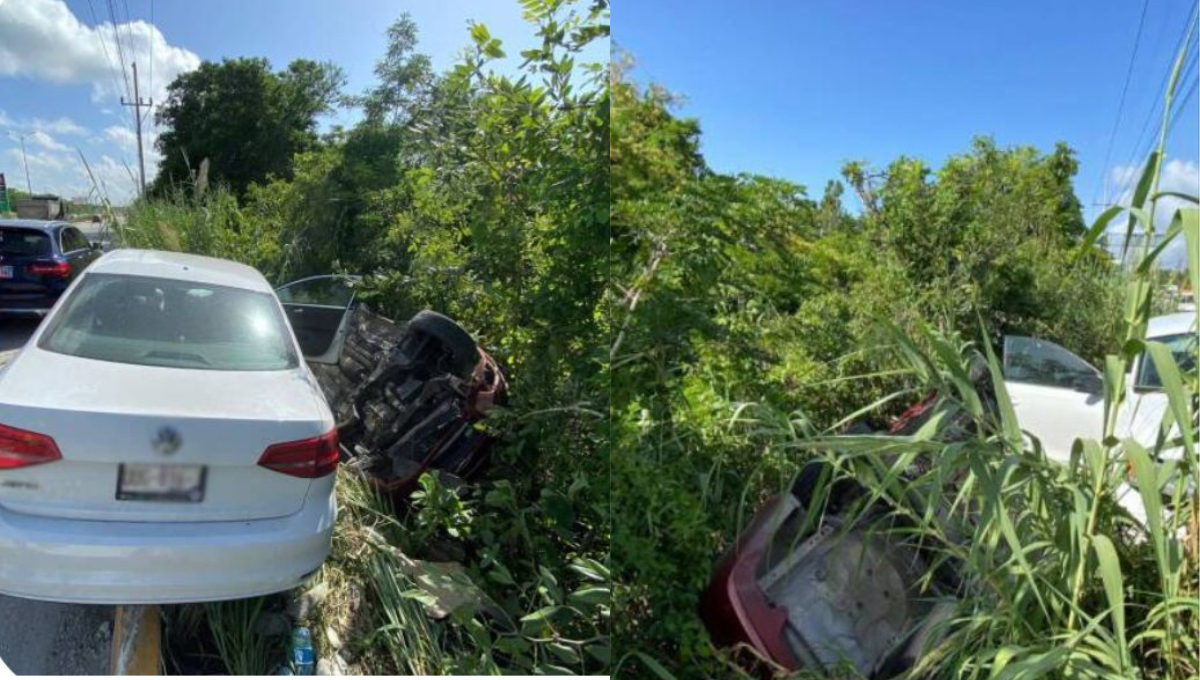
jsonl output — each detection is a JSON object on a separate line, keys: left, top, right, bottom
{"left": 152, "top": 426, "right": 182, "bottom": 456}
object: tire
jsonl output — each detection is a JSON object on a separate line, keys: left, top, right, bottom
{"left": 790, "top": 461, "right": 861, "bottom": 514}
{"left": 408, "top": 310, "right": 479, "bottom": 377}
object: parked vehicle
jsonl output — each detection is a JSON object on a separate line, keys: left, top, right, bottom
{"left": 1178, "top": 290, "right": 1196, "bottom": 312}
{"left": 14, "top": 195, "right": 66, "bottom": 221}
{"left": 1003, "top": 314, "right": 1196, "bottom": 457}
{"left": 0, "top": 220, "right": 102, "bottom": 316}
{"left": 273, "top": 275, "right": 507, "bottom": 498}
{"left": 0, "top": 250, "right": 338, "bottom": 604}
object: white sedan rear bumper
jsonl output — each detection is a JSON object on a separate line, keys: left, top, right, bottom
{"left": 0, "top": 481, "right": 336, "bottom": 604}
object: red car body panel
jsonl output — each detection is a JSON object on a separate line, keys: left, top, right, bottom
{"left": 699, "top": 494, "right": 798, "bottom": 670}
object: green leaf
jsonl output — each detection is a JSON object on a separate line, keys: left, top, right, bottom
{"left": 1130, "top": 151, "right": 1160, "bottom": 210}
{"left": 1143, "top": 341, "right": 1195, "bottom": 460}
{"left": 585, "top": 643, "right": 611, "bottom": 665}
{"left": 568, "top": 557, "right": 610, "bottom": 583}
{"left": 470, "top": 22, "right": 492, "bottom": 46}
{"left": 519, "top": 605, "right": 561, "bottom": 624}
{"left": 1135, "top": 208, "right": 1183, "bottom": 274}
{"left": 630, "top": 652, "right": 678, "bottom": 680}
{"left": 1150, "top": 190, "right": 1199, "bottom": 204}
{"left": 993, "top": 648, "right": 1069, "bottom": 680}
{"left": 1184, "top": 208, "right": 1199, "bottom": 328}
{"left": 1091, "top": 534, "right": 1129, "bottom": 669}
{"left": 979, "top": 316, "right": 1022, "bottom": 444}
{"left": 547, "top": 641, "right": 580, "bottom": 665}
{"left": 1125, "top": 440, "right": 1166, "bottom": 570}
{"left": 568, "top": 586, "right": 610, "bottom": 607}
{"left": 1076, "top": 204, "right": 1125, "bottom": 263}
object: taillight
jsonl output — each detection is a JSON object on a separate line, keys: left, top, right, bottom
{"left": 257, "top": 429, "right": 339, "bottom": 478}
{"left": 27, "top": 261, "right": 71, "bottom": 278}
{"left": 0, "top": 423, "right": 62, "bottom": 470}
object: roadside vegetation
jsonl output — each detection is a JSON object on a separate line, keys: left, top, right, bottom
{"left": 611, "top": 31, "right": 1197, "bottom": 680}
{"left": 113, "top": 0, "right": 609, "bottom": 674}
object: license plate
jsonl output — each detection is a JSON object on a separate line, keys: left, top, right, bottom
{"left": 117, "top": 464, "right": 206, "bottom": 502}
{"left": 0, "top": 266, "right": 12, "bottom": 279}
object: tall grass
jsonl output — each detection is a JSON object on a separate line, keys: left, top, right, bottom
{"left": 203, "top": 597, "right": 278, "bottom": 676}
{"left": 116, "top": 186, "right": 287, "bottom": 283}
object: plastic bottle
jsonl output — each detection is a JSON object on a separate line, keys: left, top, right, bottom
{"left": 290, "top": 627, "right": 315, "bottom": 676}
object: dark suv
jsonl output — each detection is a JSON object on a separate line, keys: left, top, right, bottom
{"left": 0, "top": 220, "right": 102, "bottom": 316}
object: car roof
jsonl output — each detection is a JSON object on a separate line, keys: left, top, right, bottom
{"left": 0, "top": 219, "right": 69, "bottom": 232}
{"left": 1147, "top": 312, "right": 1198, "bottom": 339}
{"left": 88, "top": 249, "right": 274, "bottom": 293}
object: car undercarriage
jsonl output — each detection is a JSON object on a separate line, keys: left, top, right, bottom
{"left": 309, "top": 306, "right": 507, "bottom": 497}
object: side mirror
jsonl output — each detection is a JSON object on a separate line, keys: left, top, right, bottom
{"left": 90, "top": 241, "right": 103, "bottom": 251}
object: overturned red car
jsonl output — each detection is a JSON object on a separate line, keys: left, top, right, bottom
{"left": 701, "top": 365, "right": 997, "bottom": 677}
{"left": 276, "top": 275, "right": 507, "bottom": 497}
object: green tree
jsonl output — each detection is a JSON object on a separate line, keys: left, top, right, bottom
{"left": 152, "top": 57, "right": 345, "bottom": 196}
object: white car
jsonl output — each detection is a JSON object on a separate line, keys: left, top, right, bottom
{"left": 1004, "top": 313, "right": 1197, "bottom": 518}
{"left": 0, "top": 250, "right": 342, "bottom": 604}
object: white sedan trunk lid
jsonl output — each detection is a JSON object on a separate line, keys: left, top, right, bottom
{"left": 0, "top": 346, "right": 331, "bottom": 522}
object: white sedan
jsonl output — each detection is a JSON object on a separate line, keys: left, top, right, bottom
{"left": 1004, "top": 313, "right": 1197, "bottom": 518}
{"left": 0, "top": 250, "right": 340, "bottom": 604}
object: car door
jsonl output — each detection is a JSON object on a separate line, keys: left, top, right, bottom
{"left": 275, "top": 275, "right": 359, "bottom": 364}
{"left": 1002, "top": 335, "right": 1105, "bottom": 463}
{"left": 60, "top": 226, "right": 97, "bottom": 277}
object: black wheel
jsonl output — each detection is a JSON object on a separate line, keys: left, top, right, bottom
{"left": 790, "top": 461, "right": 829, "bottom": 508}
{"left": 408, "top": 310, "right": 479, "bottom": 377}
{"left": 790, "top": 461, "right": 861, "bottom": 514}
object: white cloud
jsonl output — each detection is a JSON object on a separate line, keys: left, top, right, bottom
{"left": 2, "top": 142, "right": 139, "bottom": 204}
{"left": 0, "top": 110, "right": 87, "bottom": 137}
{"left": 25, "top": 130, "right": 71, "bottom": 152}
{"left": 0, "top": 0, "right": 200, "bottom": 104}
{"left": 0, "top": 0, "right": 195, "bottom": 204}
{"left": 1104, "top": 158, "right": 1198, "bottom": 270}
{"left": 103, "top": 125, "right": 138, "bottom": 152}
{"left": 30, "top": 116, "right": 87, "bottom": 136}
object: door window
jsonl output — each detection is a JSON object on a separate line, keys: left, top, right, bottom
{"left": 275, "top": 275, "right": 356, "bottom": 308}
{"left": 61, "top": 227, "right": 89, "bottom": 252}
{"left": 1003, "top": 336, "right": 1101, "bottom": 392}
{"left": 1136, "top": 333, "right": 1199, "bottom": 390}
{"left": 275, "top": 275, "right": 359, "bottom": 359}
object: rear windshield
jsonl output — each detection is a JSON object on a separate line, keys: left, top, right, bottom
{"left": 0, "top": 228, "right": 51, "bottom": 257}
{"left": 38, "top": 273, "right": 298, "bottom": 371}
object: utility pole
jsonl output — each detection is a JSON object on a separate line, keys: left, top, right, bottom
{"left": 121, "top": 61, "right": 152, "bottom": 197}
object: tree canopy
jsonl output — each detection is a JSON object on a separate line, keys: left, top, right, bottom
{"left": 152, "top": 57, "right": 345, "bottom": 196}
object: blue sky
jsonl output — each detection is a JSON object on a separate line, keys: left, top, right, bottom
{"left": 0, "top": 0, "right": 604, "bottom": 204}
{"left": 619, "top": 1, "right": 1199, "bottom": 263}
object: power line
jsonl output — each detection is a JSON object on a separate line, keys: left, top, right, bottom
{"left": 1093, "top": 0, "right": 1150, "bottom": 208}
{"left": 1109, "top": 63, "right": 1194, "bottom": 204}
{"left": 105, "top": 0, "right": 134, "bottom": 104}
{"left": 1109, "top": 1, "right": 1198, "bottom": 203}
{"left": 120, "top": 0, "right": 139, "bottom": 89}
{"left": 85, "top": 0, "right": 131, "bottom": 123}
